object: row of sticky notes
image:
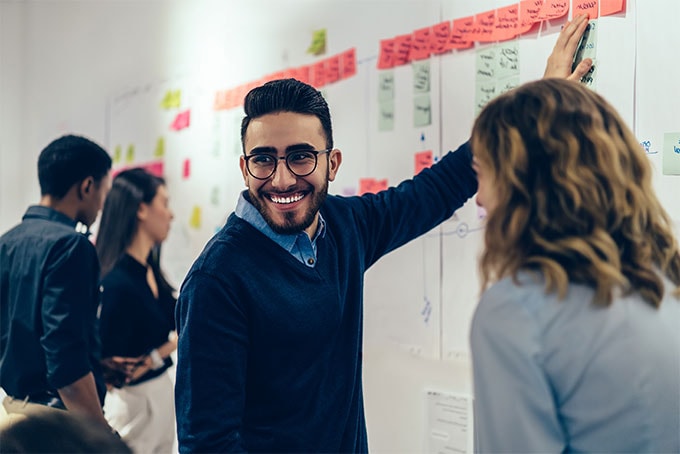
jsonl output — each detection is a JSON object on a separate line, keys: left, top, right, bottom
{"left": 214, "top": 48, "right": 357, "bottom": 111}
{"left": 377, "top": 0, "right": 624, "bottom": 69}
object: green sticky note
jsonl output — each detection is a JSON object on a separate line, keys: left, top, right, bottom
{"left": 413, "top": 94, "right": 431, "bottom": 127}
{"left": 378, "top": 100, "right": 394, "bottom": 132}
{"left": 413, "top": 61, "right": 430, "bottom": 93}
{"left": 663, "top": 132, "right": 680, "bottom": 175}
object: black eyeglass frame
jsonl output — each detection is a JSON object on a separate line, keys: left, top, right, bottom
{"left": 243, "top": 148, "right": 332, "bottom": 180}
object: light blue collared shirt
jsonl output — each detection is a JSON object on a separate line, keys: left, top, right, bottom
{"left": 234, "top": 191, "right": 326, "bottom": 268}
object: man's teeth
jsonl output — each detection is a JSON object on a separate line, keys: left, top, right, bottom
{"left": 270, "top": 193, "right": 304, "bottom": 204}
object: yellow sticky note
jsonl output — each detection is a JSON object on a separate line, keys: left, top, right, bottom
{"left": 189, "top": 205, "right": 202, "bottom": 229}
{"left": 125, "top": 144, "right": 135, "bottom": 163}
{"left": 113, "top": 145, "right": 122, "bottom": 164}
{"left": 160, "top": 89, "right": 181, "bottom": 109}
{"left": 154, "top": 137, "right": 165, "bottom": 157}
{"left": 307, "top": 29, "right": 327, "bottom": 56}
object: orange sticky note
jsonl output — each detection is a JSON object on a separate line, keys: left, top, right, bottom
{"left": 471, "top": 10, "right": 496, "bottom": 43}
{"left": 600, "top": 0, "right": 625, "bottom": 16}
{"left": 538, "top": 0, "right": 569, "bottom": 20}
{"left": 410, "top": 27, "right": 433, "bottom": 61}
{"left": 358, "top": 178, "right": 388, "bottom": 195}
{"left": 518, "top": 0, "right": 543, "bottom": 34}
{"left": 325, "top": 56, "right": 341, "bottom": 84}
{"left": 341, "top": 48, "right": 357, "bottom": 78}
{"left": 170, "top": 110, "right": 190, "bottom": 131}
{"left": 393, "top": 34, "right": 413, "bottom": 66}
{"left": 377, "top": 38, "right": 395, "bottom": 69}
{"left": 495, "top": 4, "right": 520, "bottom": 41}
{"left": 311, "top": 60, "right": 327, "bottom": 88}
{"left": 572, "top": 0, "right": 598, "bottom": 19}
{"left": 213, "top": 90, "right": 229, "bottom": 111}
{"left": 414, "top": 150, "right": 434, "bottom": 175}
{"left": 431, "top": 21, "right": 451, "bottom": 55}
{"left": 182, "top": 159, "right": 191, "bottom": 179}
{"left": 449, "top": 17, "right": 474, "bottom": 50}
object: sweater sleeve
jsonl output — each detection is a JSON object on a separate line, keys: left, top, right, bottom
{"left": 175, "top": 268, "right": 249, "bottom": 454}
{"left": 345, "top": 141, "right": 478, "bottom": 268}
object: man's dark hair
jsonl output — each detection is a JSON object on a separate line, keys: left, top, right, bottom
{"left": 37, "top": 134, "right": 112, "bottom": 198}
{"left": 240, "top": 79, "right": 333, "bottom": 151}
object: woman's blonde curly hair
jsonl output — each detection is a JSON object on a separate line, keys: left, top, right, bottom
{"left": 471, "top": 78, "right": 680, "bottom": 307}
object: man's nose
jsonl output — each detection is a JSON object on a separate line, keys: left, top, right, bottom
{"left": 271, "top": 157, "right": 297, "bottom": 188}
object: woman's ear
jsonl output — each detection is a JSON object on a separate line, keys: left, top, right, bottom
{"left": 137, "top": 203, "right": 149, "bottom": 221}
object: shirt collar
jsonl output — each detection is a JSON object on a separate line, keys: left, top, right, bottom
{"left": 235, "top": 191, "right": 326, "bottom": 253}
{"left": 23, "top": 205, "right": 84, "bottom": 232}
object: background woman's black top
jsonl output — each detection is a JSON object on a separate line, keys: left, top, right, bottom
{"left": 99, "top": 253, "right": 176, "bottom": 386}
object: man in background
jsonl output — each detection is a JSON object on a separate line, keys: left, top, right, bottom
{"left": 0, "top": 135, "right": 112, "bottom": 429}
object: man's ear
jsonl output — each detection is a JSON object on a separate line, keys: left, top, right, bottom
{"left": 77, "top": 177, "right": 94, "bottom": 200}
{"left": 327, "top": 149, "right": 342, "bottom": 182}
{"left": 239, "top": 155, "right": 250, "bottom": 187}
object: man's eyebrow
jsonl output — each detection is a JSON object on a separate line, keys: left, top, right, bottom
{"left": 248, "top": 144, "right": 315, "bottom": 154}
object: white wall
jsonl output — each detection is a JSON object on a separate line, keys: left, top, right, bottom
{"left": 2, "top": 1, "right": 676, "bottom": 453}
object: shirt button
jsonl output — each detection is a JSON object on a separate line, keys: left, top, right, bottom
{"left": 307, "top": 258, "right": 315, "bottom": 265}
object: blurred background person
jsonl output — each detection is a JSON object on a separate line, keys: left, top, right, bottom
{"left": 470, "top": 78, "right": 680, "bottom": 452}
{"left": 95, "top": 168, "right": 177, "bottom": 453}
{"left": 0, "top": 135, "right": 112, "bottom": 429}
{"left": 0, "top": 406, "right": 132, "bottom": 453}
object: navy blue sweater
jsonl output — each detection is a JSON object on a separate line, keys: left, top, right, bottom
{"left": 175, "top": 142, "right": 477, "bottom": 453}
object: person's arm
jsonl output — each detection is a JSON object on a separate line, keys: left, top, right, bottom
{"left": 175, "top": 269, "right": 249, "bottom": 453}
{"left": 470, "top": 283, "right": 565, "bottom": 452}
{"left": 544, "top": 13, "right": 593, "bottom": 80}
{"left": 41, "top": 236, "right": 109, "bottom": 427}
{"left": 57, "top": 372, "right": 109, "bottom": 427}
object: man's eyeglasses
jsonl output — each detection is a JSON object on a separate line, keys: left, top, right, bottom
{"left": 243, "top": 149, "right": 332, "bottom": 180}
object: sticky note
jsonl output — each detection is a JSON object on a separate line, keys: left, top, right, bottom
{"left": 663, "top": 132, "right": 680, "bottom": 175}
{"left": 189, "top": 205, "right": 202, "bottom": 229}
{"left": 358, "top": 178, "right": 388, "bottom": 195}
{"left": 170, "top": 110, "right": 191, "bottom": 131}
{"left": 415, "top": 150, "right": 434, "bottom": 175}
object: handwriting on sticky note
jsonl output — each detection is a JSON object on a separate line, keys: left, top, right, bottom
{"left": 378, "top": 38, "right": 395, "bottom": 69}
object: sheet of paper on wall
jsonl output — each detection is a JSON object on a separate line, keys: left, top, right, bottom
{"left": 425, "top": 390, "right": 473, "bottom": 454}
{"left": 572, "top": 20, "right": 598, "bottom": 89}
{"left": 663, "top": 132, "right": 680, "bottom": 175}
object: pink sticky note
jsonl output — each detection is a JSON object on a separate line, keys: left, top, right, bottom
{"left": 449, "top": 17, "right": 474, "bottom": 50}
{"left": 140, "top": 160, "right": 164, "bottom": 177}
{"left": 377, "top": 38, "right": 395, "bottom": 69}
{"left": 431, "top": 21, "right": 451, "bottom": 55}
{"left": 311, "top": 60, "right": 327, "bottom": 88}
{"left": 358, "top": 178, "right": 389, "bottom": 195}
{"left": 325, "top": 56, "right": 341, "bottom": 84}
{"left": 341, "top": 48, "right": 357, "bottom": 79}
{"left": 410, "top": 27, "right": 433, "bottom": 61}
{"left": 182, "top": 159, "right": 191, "bottom": 179}
{"left": 600, "top": 0, "right": 625, "bottom": 16}
{"left": 538, "top": 0, "right": 569, "bottom": 20}
{"left": 518, "top": 0, "right": 543, "bottom": 34}
{"left": 572, "top": 0, "right": 598, "bottom": 19}
{"left": 495, "top": 4, "right": 520, "bottom": 41}
{"left": 392, "top": 34, "right": 413, "bottom": 66}
{"left": 414, "top": 150, "right": 434, "bottom": 175}
{"left": 170, "top": 110, "right": 191, "bottom": 131}
{"left": 295, "top": 65, "right": 311, "bottom": 85}
{"left": 471, "top": 10, "right": 497, "bottom": 43}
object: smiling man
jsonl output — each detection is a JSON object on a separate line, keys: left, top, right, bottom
{"left": 174, "top": 15, "right": 593, "bottom": 454}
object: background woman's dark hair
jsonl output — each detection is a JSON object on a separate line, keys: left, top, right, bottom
{"left": 240, "top": 78, "right": 334, "bottom": 150}
{"left": 95, "top": 168, "right": 175, "bottom": 295}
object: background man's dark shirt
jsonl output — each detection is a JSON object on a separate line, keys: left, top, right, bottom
{"left": 0, "top": 206, "right": 105, "bottom": 405}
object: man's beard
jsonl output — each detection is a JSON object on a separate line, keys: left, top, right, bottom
{"left": 250, "top": 178, "right": 329, "bottom": 235}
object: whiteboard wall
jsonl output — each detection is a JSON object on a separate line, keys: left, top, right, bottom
{"left": 102, "top": 0, "right": 678, "bottom": 451}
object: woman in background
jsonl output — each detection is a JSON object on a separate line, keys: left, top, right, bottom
{"left": 96, "top": 168, "right": 177, "bottom": 453}
{"left": 470, "top": 78, "right": 680, "bottom": 452}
